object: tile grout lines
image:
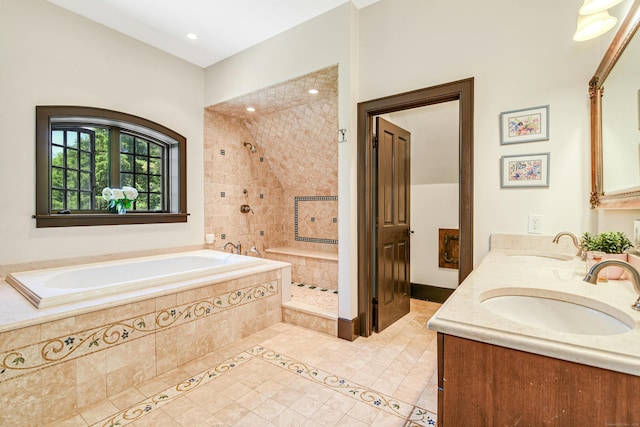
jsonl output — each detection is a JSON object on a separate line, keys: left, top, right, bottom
{"left": 292, "top": 281, "right": 339, "bottom": 294}
{"left": 248, "top": 346, "right": 436, "bottom": 426}
{"left": 92, "top": 351, "right": 255, "bottom": 427}
{"left": 93, "top": 345, "right": 436, "bottom": 427}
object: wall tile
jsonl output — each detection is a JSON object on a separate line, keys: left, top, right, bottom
{"left": 203, "top": 67, "right": 339, "bottom": 292}
{"left": 0, "top": 324, "right": 40, "bottom": 353}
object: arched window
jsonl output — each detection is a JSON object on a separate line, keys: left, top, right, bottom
{"left": 35, "top": 106, "right": 188, "bottom": 227}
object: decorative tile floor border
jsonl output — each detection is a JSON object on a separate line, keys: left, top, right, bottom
{"left": 94, "top": 351, "right": 255, "bottom": 427}
{"left": 94, "top": 345, "right": 436, "bottom": 427}
{"left": 249, "top": 346, "right": 436, "bottom": 426}
{"left": 0, "top": 281, "right": 277, "bottom": 383}
{"left": 292, "top": 281, "right": 338, "bottom": 294}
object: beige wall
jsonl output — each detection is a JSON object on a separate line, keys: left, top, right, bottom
{"left": 0, "top": 0, "right": 205, "bottom": 265}
{"left": 1, "top": 0, "right": 355, "bottom": 317}
{"left": 357, "top": 0, "right": 633, "bottom": 265}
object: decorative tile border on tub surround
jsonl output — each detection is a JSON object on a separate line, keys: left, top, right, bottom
{"left": 155, "top": 281, "right": 278, "bottom": 329}
{"left": 0, "top": 281, "right": 278, "bottom": 383}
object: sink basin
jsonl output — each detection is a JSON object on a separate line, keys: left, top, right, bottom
{"left": 481, "top": 292, "right": 633, "bottom": 335}
{"left": 507, "top": 251, "right": 573, "bottom": 261}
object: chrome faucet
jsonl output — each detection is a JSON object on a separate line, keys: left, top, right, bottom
{"left": 248, "top": 246, "right": 262, "bottom": 258}
{"left": 584, "top": 259, "right": 640, "bottom": 311}
{"left": 222, "top": 241, "right": 241, "bottom": 254}
{"left": 222, "top": 242, "right": 236, "bottom": 253}
{"left": 552, "top": 231, "right": 585, "bottom": 259}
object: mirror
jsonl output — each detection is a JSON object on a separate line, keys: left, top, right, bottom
{"left": 590, "top": 1, "right": 640, "bottom": 208}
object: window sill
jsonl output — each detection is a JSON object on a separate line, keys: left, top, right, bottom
{"left": 33, "top": 213, "right": 189, "bottom": 228}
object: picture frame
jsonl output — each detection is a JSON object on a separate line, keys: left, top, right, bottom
{"left": 500, "top": 105, "right": 549, "bottom": 144}
{"left": 500, "top": 153, "right": 550, "bottom": 188}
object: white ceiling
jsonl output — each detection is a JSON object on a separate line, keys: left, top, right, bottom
{"left": 47, "top": 0, "right": 380, "bottom": 68}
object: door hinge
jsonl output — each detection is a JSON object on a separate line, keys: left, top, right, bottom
{"left": 372, "top": 135, "right": 378, "bottom": 149}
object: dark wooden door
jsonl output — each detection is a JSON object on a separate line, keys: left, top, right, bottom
{"left": 375, "top": 117, "right": 411, "bottom": 332}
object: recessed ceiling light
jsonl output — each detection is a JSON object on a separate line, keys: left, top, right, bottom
{"left": 246, "top": 107, "right": 256, "bottom": 112}
{"left": 308, "top": 89, "right": 319, "bottom": 94}
{"left": 187, "top": 33, "right": 198, "bottom": 40}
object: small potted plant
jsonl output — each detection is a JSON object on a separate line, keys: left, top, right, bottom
{"left": 581, "top": 231, "right": 633, "bottom": 279}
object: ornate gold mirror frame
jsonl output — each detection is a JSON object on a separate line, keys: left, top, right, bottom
{"left": 590, "top": 0, "right": 640, "bottom": 208}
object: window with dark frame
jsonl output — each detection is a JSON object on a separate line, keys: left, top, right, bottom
{"left": 51, "top": 127, "right": 99, "bottom": 212}
{"left": 35, "top": 106, "right": 188, "bottom": 228}
{"left": 120, "top": 133, "right": 166, "bottom": 212}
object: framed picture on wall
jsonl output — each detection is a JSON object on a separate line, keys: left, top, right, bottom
{"left": 500, "top": 105, "right": 549, "bottom": 144}
{"left": 500, "top": 153, "right": 550, "bottom": 188}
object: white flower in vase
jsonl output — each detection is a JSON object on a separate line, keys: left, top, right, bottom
{"left": 102, "top": 186, "right": 138, "bottom": 214}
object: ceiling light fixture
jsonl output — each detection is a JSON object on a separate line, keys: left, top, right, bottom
{"left": 187, "top": 33, "right": 198, "bottom": 40}
{"left": 246, "top": 107, "right": 256, "bottom": 112}
{"left": 308, "top": 89, "right": 319, "bottom": 94}
{"left": 578, "top": 0, "right": 624, "bottom": 15}
{"left": 573, "top": 10, "right": 618, "bottom": 41}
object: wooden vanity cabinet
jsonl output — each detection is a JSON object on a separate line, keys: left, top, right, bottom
{"left": 437, "top": 333, "right": 640, "bottom": 425}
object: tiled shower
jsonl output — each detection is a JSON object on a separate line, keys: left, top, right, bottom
{"left": 204, "top": 65, "right": 340, "bottom": 319}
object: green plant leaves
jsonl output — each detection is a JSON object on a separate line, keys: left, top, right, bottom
{"left": 581, "top": 231, "right": 633, "bottom": 254}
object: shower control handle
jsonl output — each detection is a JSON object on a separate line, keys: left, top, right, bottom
{"left": 240, "top": 204, "right": 254, "bottom": 214}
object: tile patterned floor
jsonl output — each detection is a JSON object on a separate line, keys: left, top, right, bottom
{"left": 54, "top": 299, "right": 440, "bottom": 427}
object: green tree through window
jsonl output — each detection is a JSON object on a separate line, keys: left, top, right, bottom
{"left": 50, "top": 126, "right": 166, "bottom": 213}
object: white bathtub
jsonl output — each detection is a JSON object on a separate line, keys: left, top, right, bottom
{"left": 6, "top": 250, "right": 266, "bottom": 308}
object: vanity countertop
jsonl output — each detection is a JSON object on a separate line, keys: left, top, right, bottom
{"left": 427, "top": 234, "right": 640, "bottom": 376}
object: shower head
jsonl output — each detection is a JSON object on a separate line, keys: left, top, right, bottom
{"left": 243, "top": 142, "right": 257, "bottom": 153}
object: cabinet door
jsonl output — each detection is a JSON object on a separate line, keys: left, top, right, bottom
{"left": 439, "top": 334, "right": 640, "bottom": 425}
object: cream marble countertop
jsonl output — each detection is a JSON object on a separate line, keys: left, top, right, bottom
{"left": 428, "top": 234, "right": 640, "bottom": 376}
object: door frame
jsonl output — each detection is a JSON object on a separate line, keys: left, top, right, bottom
{"left": 357, "top": 78, "right": 474, "bottom": 337}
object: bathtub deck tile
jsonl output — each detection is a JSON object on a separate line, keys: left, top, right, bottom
{"left": 77, "top": 374, "right": 108, "bottom": 410}
{"left": 75, "top": 308, "right": 109, "bottom": 331}
{"left": 0, "top": 323, "right": 41, "bottom": 353}
{"left": 76, "top": 350, "right": 108, "bottom": 408}
{"left": 39, "top": 315, "right": 77, "bottom": 342}
{"left": 175, "top": 288, "right": 197, "bottom": 305}
{"left": 154, "top": 293, "right": 177, "bottom": 311}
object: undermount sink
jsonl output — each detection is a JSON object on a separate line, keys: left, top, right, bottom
{"left": 507, "top": 251, "right": 573, "bottom": 261}
{"left": 481, "top": 291, "right": 633, "bottom": 335}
